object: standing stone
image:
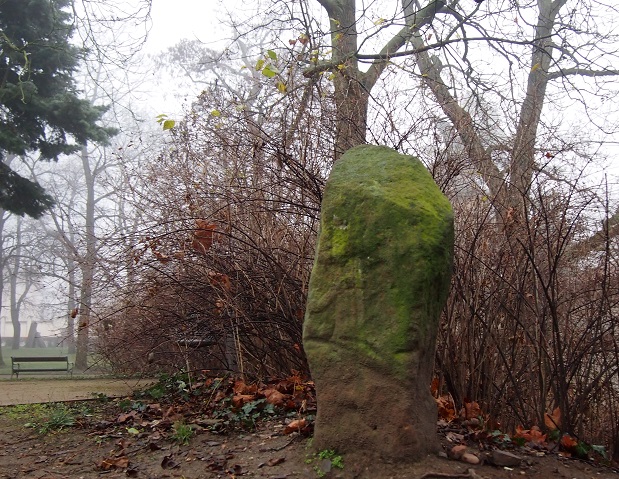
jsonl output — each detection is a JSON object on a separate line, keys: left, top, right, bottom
{"left": 304, "top": 145, "right": 454, "bottom": 463}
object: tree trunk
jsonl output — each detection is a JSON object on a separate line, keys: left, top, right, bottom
{"left": 319, "top": 0, "right": 369, "bottom": 159}
{"left": 75, "top": 143, "right": 96, "bottom": 370}
{"left": 333, "top": 79, "right": 369, "bottom": 158}
{"left": 76, "top": 263, "right": 93, "bottom": 369}
{"left": 508, "top": 0, "right": 563, "bottom": 216}
{"left": 315, "top": 0, "right": 447, "bottom": 160}
{"left": 66, "top": 255, "right": 77, "bottom": 354}
{"left": 0, "top": 210, "right": 6, "bottom": 365}
{"left": 411, "top": 0, "right": 564, "bottom": 227}
{"left": 10, "top": 217, "right": 23, "bottom": 350}
{"left": 25, "top": 321, "right": 38, "bottom": 348}
{"left": 412, "top": 36, "right": 505, "bottom": 206}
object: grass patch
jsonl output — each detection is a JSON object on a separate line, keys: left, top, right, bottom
{"left": 305, "top": 448, "right": 345, "bottom": 478}
{"left": 0, "top": 402, "right": 95, "bottom": 434}
{"left": 0, "top": 347, "right": 75, "bottom": 376}
{"left": 171, "top": 421, "right": 194, "bottom": 445}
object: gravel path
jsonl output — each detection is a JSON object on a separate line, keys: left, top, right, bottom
{"left": 0, "top": 377, "right": 155, "bottom": 405}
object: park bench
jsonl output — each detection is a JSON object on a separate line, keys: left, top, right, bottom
{"left": 11, "top": 356, "right": 74, "bottom": 379}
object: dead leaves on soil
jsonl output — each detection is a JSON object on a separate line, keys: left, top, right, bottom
{"left": 432, "top": 383, "right": 602, "bottom": 464}
{"left": 97, "top": 455, "right": 129, "bottom": 470}
{"left": 93, "top": 374, "right": 314, "bottom": 475}
{"left": 98, "top": 374, "right": 314, "bottom": 448}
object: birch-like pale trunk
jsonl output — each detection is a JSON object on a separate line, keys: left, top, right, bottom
{"left": 0, "top": 210, "right": 6, "bottom": 365}
{"left": 75, "top": 143, "right": 96, "bottom": 370}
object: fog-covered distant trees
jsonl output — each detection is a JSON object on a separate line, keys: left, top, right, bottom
{"left": 0, "top": 0, "right": 115, "bottom": 217}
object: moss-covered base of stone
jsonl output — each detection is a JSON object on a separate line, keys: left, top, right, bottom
{"left": 307, "top": 345, "right": 439, "bottom": 462}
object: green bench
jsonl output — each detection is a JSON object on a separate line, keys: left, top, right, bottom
{"left": 11, "top": 356, "right": 74, "bottom": 379}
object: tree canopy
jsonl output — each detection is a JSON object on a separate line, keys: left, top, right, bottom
{"left": 0, "top": 0, "right": 115, "bottom": 217}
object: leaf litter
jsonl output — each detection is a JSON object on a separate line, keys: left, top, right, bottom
{"left": 0, "top": 374, "right": 618, "bottom": 478}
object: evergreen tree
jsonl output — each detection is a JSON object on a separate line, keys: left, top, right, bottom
{"left": 0, "top": 0, "right": 115, "bottom": 217}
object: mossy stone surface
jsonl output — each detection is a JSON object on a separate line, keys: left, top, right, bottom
{"left": 303, "top": 144, "right": 454, "bottom": 462}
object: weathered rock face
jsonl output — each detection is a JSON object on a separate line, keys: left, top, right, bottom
{"left": 303, "top": 145, "right": 454, "bottom": 463}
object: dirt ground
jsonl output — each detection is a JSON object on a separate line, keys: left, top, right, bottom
{"left": 0, "top": 379, "right": 617, "bottom": 479}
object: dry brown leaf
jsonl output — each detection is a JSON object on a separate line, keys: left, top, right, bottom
{"left": 233, "top": 379, "right": 258, "bottom": 395}
{"left": 263, "top": 388, "right": 286, "bottom": 407}
{"left": 284, "top": 418, "right": 307, "bottom": 434}
{"left": 116, "top": 411, "right": 137, "bottom": 423}
{"left": 431, "top": 377, "right": 439, "bottom": 397}
{"left": 232, "top": 394, "right": 255, "bottom": 408}
{"left": 529, "top": 425, "right": 547, "bottom": 443}
{"left": 153, "top": 251, "right": 170, "bottom": 263}
{"left": 435, "top": 395, "right": 457, "bottom": 422}
{"left": 267, "top": 457, "right": 286, "bottom": 466}
{"left": 561, "top": 434, "right": 578, "bottom": 450}
{"left": 544, "top": 406, "right": 561, "bottom": 430}
{"left": 462, "top": 401, "right": 482, "bottom": 419}
{"left": 208, "top": 271, "right": 232, "bottom": 291}
{"left": 192, "top": 220, "right": 217, "bottom": 253}
{"left": 515, "top": 425, "right": 547, "bottom": 445}
{"left": 98, "top": 456, "right": 129, "bottom": 470}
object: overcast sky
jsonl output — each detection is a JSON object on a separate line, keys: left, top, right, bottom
{"left": 132, "top": 1, "right": 231, "bottom": 117}
{"left": 145, "top": 1, "right": 224, "bottom": 53}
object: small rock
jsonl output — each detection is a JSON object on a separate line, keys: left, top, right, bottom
{"left": 445, "top": 431, "right": 465, "bottom": 443}
{"left": 490, "top": 450, "right": 522, "bottom": 467}
{"left": 448, "top": 445, "right": 468, "bottom": 460}
{"left": 317, "top": 458, "right": 332, "bottom": 474}
{"left": 461, "top": 452, "right": 480, "bottom": 465}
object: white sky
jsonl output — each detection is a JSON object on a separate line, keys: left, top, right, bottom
{"left": 132, "top": 0, "right": 230, "bottom": 117}
{"left": 144, "top": 0, "right": 225, "bottom": 54}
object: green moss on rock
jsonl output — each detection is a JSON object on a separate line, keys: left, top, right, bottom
{"left": 303, "top": 145, "right": 454, "bottom": 461}
{"left": 304, "top": 144, "right": 453, "bottom": 380}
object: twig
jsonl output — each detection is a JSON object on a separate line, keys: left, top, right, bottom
{"left": 258, "top": 435, "right": 299, "bottom": 452}
{"left": 419, "top": 469, "right": 482, "bottom": 479}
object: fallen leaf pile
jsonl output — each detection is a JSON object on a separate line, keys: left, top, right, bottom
{"left": 90, "top": 373, "right": 315, "bottom": 473}
{"left": 431, "top": 382, "right": 610, "bottom": 468}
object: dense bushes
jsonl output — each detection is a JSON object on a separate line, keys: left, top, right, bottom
{"left": 96, "top": 82, "right": 619, "bottom": 457}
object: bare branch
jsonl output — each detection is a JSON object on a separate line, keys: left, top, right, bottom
{"left": 411, "top": 35, "right": 504, "bottom": 200}
{"left": 304, "top": 35, "right": 548, "bottom": 78}
{"left": 548, "top": 68, "right": 619, "bottom": 80}
{"left": 362, "top": 0, "right": 448, "bottom": 89}
{"left": 315, "top": 0, "right": 337, "bottom": 15}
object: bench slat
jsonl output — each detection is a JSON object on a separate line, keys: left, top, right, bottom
{"left": 13, "top": 368, "right": 69, "bottom": 372}
{"left": 12, "top": 356, "right": 69, "bottom": 362}
{"left": 11, "top": 356, "right": 73, "bottom": 379}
